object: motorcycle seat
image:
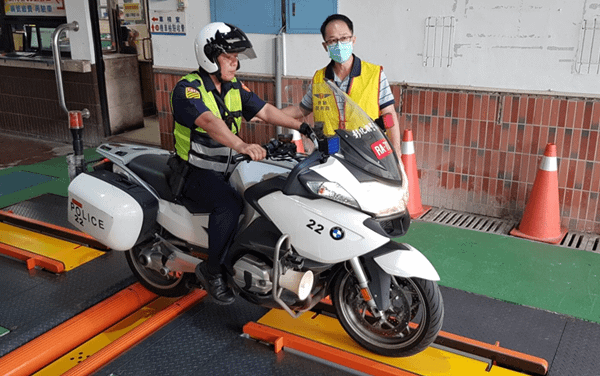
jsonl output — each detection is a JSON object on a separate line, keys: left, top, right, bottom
{"left": 127, "top": 154, "right": 176, "bottom": 201}
{"left": 127, "top": 154, "right": 211, "bottom": 215}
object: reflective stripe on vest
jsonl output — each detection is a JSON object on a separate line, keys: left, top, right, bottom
{"left": 171, "top": 73, "right": 243, "bottom": 173}
{"left": 312, "top": 61, "right": 381, "bottom": 136}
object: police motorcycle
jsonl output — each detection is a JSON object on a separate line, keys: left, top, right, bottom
{"left": 67, "top": 81, "right": 443, "bottom": 357}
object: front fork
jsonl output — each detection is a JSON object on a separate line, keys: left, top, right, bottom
{"left": 349, "top": 257, "right": 383, "bottom": 318}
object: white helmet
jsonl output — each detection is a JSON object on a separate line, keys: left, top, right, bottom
{"left": 194, "top": 22, "right": 256, "bottom": 74}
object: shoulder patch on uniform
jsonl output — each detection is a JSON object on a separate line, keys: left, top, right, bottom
{"left": 185, "top": 87, "right": 201, "bottom": 99}
{"left": 241, "top": 82, "right": 251, "bottom": 92}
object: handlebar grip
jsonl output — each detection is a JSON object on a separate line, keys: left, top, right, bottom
{"left": 231, "top": 153, "right": 251, "bottom": 163}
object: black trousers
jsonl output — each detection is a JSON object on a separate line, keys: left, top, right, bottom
{"left": 181, "top": 165, "right": 243, "bottom": 275}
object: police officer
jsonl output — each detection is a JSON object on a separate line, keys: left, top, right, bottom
{"left": 170, "top": 22, "right": 313, "bottom": 304}
{"left": 282, "top": 14, "right": 401, "bottom": 154}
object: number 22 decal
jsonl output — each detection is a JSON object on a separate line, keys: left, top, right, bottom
{"left": 306, "top": 219, "right": 324, "bottom": 234}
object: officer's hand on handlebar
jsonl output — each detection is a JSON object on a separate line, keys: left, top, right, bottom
{"left": 239, "top": 143, "right": 266, "bottom": 161}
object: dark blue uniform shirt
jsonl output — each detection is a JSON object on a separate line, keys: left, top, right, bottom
{"left": 171, "top": 69, "right": 266, "bottom": 129}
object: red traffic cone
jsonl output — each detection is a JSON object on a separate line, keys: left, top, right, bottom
{"left": 292, "top": 130, "right": 305, "bottom": 153}
{"left": 510, "top": 143, "right": 567, "bottom": 244}
{"left": 400, "top": 129, "right": 430, "bottom": 219}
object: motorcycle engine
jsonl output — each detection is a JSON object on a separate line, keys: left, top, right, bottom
{"left": 232, "top": 254, "right": 273, "bottom": 294}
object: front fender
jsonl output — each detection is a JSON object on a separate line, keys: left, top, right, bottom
{"left": 373, "top": 243, "right": 440, "bottom": 281}
{"left": 361, "top": 242, "right": 439, "bottom": 311}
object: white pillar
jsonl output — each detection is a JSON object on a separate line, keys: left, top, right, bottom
{"left": 64, "top": 0, "right": 95, "bottom": 61}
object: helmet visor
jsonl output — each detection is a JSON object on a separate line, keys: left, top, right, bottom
{"left": 215, "top": 27, "right": 256, "bottom": 60}
{"left": 238, "top": 46, "right": 256, "bottom": 60}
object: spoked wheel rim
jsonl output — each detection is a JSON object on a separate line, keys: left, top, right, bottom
{"left": 336, "top": 271, "right": 428, "bottom": 350}
{"left": 128, "top": 245, "right": 185, "bottom": 290}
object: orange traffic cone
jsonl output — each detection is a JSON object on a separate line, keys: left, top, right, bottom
{"left": 292, "top": 130, "right": 305, "bottom": 153}
{"left": 400, "top": 129, "right": 431, "bottom": 219}
{"left": 510, "top": 143, "right": 567, "bottom": 244}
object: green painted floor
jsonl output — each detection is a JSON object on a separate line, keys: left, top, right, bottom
{"left": 2, "top": 150, "right": 599, "bottom": 325}
{"left": 399, "top": 221, "right": 600, "bottom": 324}
{"left": 0, "top": 149, "right": 100, "bottom": 209}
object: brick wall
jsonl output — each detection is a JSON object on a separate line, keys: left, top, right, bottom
{"left": 401, "top": 88, "right": 600, "bottom": 233}
{"left": 154, "top": 68, "right": 600, "bottom": 234}
{"left": 0, "top": 65, "right": 105, "bottom": 145}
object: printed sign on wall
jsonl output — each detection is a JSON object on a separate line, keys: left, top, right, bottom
{"left": 150, "top": 10, "right": 186, "bottom": 35}
{"left": 5, "top": 0, "right": 66, "bottom": 17}
{"left": 123, "top": 2, "right": 142, "bottom": 21}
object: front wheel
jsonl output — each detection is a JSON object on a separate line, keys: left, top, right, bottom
{"left": 125, "top": 241, "right": 195, "bottom": 297}
{"left": 332, "top": 268, "right": 443, "bottom": 357}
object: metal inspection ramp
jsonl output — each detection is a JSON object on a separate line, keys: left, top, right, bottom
{"left": 36, "top": 296, "right": 180, "bottom": 376}
{"left": 0, "top": 194, "right": 108, "bottom": 273}
{"left": 0, "top": 283, "right": 206, "bottom": 376}
{"left": 0, "top": 221, "right": 104, "bottom": 272}
{"left": 40, "top": 290, "right": 207, "bottom": 376}
{"left": 244, "top": 308, "right": 548, "bottom": 376}
{"left": 0, "top": 207, "right": 108, "bottom": 251}
{"left": 0, "top": 283, "right": 155, "bottom": 376}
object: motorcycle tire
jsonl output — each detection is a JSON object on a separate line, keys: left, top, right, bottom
{"left": 125, "top": 243, "right": 195, "bottom": 297}
{"left": 332, "top": 268, "right": 444, "bottom": 357}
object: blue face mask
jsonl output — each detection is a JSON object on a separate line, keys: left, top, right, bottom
{"left": 327, "top": 41, "right": 353, "bottom": 63}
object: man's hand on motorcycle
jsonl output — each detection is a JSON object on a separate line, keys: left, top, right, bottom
{"left": 299, "top": 122, "right": 317, "bottom": 140}
{"left": 239, "top": 143, "right": 267, "bottom": 161}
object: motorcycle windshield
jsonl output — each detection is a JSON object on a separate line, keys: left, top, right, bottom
{"left": 313, "top": 81, "right": 402, "bottom": 183}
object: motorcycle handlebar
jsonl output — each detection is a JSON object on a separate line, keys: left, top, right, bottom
{"left": 231, "top": 153, "right": 251, "bottom": 163}
{"left": 231, "top": 137, "right": 300, "bottom": 163}
{"left": 231, "top": 124, "right": 329, "bottom": 163}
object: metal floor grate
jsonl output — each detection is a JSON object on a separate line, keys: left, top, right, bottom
{"left": 560, "top": 232, "right": 600, "bottom": 253}
{"left": 418, "top": 207, "right": 600, "bottom": 253}
{"left": 418, "top": 208, "right": 516, "bottom": 235}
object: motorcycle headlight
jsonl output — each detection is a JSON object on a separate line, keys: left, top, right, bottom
{"left": 305, "top": 181, "right": 360, "bottom": 209}
{"left": 358, "top": 181, "right": 409, "bottom": 217}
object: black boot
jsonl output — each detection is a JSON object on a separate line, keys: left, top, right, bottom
{"left": 196, "top": 262, "right": 235, "bottom": 305}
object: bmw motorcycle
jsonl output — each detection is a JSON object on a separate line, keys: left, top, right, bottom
{"left": 67, "top": 81, "right": 443, "bottom": 357}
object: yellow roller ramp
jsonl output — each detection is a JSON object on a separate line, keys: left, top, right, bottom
{"left": 246, "top": 309, "right": 528, "bottom": 376}
{"left": 33, "top": 297, "right": 178, "bottom": 375}
{"left": 0, "top": 222, "right": 103, "bottom": 272}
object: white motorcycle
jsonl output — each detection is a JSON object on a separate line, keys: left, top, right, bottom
{"left": 67, "top": 81, "right": 443, "bottom": 357}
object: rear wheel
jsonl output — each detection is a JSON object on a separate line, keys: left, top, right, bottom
{"left": 332, "top": 268, "right": 443, "bottom": 357}
{"left": 125, "top": 241, "right": 195, "bottom": 297}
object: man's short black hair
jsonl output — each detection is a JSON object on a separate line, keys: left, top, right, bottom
{"left": 320, "top": 14, "right": 353, "bottom": 39}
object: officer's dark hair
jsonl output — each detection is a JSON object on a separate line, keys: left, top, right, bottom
{"left": 320, "top": 14, "right": 354, "bottom": 39}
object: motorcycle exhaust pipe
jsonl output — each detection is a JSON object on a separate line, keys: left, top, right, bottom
{"left": 279, "top": 269, "right": 314, "bottom": 301}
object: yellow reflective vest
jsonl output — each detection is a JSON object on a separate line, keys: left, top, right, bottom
{"left": 312, "top": 59, "right": 382, "bottom": 136}
{"left": 171, "top": 72, "right": 242, "bottom": 172}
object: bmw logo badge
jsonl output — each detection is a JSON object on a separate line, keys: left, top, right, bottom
{"left": 330, "top": 227, "right": 344, "bottom": 240}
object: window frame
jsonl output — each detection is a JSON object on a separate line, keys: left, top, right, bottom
{"left": 0, "top": 0, "right": 69, "bottom": 56}
{"left": 210, "top": 0, "right": 337, "bottom": 35}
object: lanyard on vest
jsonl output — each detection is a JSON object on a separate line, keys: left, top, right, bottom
{"left": 213, "top": 91, "right": 239, "bottom": 134}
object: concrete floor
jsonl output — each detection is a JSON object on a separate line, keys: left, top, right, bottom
{"left": 0, "top": 134, "right": 73, "bottom": 170}
{"left": 0, "top": 116, "right": 160, "bottom": 171}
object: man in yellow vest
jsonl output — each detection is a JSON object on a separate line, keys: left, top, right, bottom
{"left": 283, "top": 14, "right": 401, "bottom": 154}
{"left": 171, "top": 22, "right": 313, "bottom": 304}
